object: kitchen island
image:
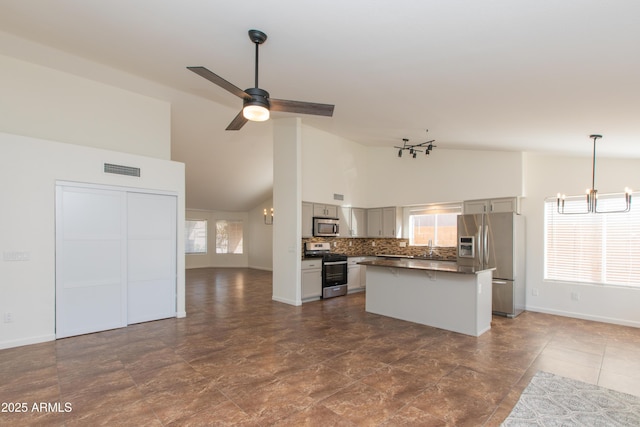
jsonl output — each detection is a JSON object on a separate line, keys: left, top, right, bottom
{"left": 359, "top": 258, "right": 494, "bottom": 337}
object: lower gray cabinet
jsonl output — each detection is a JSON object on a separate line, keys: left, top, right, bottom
{"left": 347, "top": 257, "right": 367, "bottom": 292}
{"left": 301, "top": 259, "right": 322, "bottom": 301}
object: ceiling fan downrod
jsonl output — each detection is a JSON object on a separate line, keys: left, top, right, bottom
{"left": 248, "top": 29, "right": 267, "bottom": 89}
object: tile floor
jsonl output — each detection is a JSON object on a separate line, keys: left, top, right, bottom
{"left": 1, "top": 267, "right": 639, "bottom": 426}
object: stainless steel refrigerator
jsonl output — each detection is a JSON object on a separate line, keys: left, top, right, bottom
{"left": 457, "top": 212, "right": 525, "bottom": 317}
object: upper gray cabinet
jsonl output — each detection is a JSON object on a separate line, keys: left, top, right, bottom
{"left": 367, "top": 207, "right": 401, "bottom": 238}
{"left": 339, "top": 206, "right": 367, "bottom": 237}
{"left": 350, "top": 208, "right": 367, "bottom": 237}
{"left": 463, "top": 197, "right": 520, "bottom": 214}
{"left": 302, "top": 202, "right": 313, "bottom": 237}
{"left": 313, "top": 203, "right": 338, "bottom": 218}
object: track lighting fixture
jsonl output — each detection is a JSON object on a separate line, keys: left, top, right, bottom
{"left": 394, "top": 131, "right": 437, "bottom": 160}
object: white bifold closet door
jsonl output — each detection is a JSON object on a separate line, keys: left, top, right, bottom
{"left": 56, "top": 184, "right": 176, "bottom": 339}
{"left": 126, "top": 192, "right": 176, "bottom": 324}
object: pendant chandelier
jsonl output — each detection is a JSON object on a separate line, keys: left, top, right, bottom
{"left": 556, "top": 134, "right": 632, "bottom": 214}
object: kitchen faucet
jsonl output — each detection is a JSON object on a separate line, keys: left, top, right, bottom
{"left": 423, "top": 240, "right": 434, "bottom": 258}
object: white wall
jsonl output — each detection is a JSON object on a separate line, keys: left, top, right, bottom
{"left": 248, "top": 198, "right": 274, "bottom": 271}
{"left": 301, "top": 125, "right": 369, "bottom": 207}
{"left": 0, "top": 53, "right": 170, "bottom": 160}
{"left": 522, "top": 152, "right": 640, "bottom": 327}
{"left": 0, "top": 133, "right": 185, "bottom": 349}
{"left": 185, "top": 209, "right": 250, "bottom": 269}
{"left": 365, "top": 147, "right": 524, "bottom": 207}
{"left": 301, "top": 133, "right": 523, "bottom": 209}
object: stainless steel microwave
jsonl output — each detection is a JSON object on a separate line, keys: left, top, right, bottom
{"left": 313, "top": 217, "right": 340, "bottom": 237}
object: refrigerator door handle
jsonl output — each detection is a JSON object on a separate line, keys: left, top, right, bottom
{"left": 476, "top": 228, "right": 482, "bottom": 265}
{"left": 484, "top": 225, "right": 489, "bottom": 265}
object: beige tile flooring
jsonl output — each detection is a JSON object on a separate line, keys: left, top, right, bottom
{"left": 1, "top": 267, "right": 639, "bottom": 426}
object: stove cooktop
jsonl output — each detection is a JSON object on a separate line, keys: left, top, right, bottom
{"left": 304, "top": 242, "right": 347, "bottom": 261}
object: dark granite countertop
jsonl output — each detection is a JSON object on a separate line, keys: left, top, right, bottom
{"left": 375, "top": 253, "right": 457, "bottom": 262}
{"left": 358, "top": 258, "right": 494, "bottom": 275}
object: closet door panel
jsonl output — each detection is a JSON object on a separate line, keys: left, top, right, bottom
{"left": 127, "top": 193, "right": 177, "bottom": 324}
{"left": 56, "top": 186, "right": 127, "bottom": 338}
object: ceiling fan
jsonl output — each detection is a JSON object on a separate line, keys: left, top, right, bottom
{"left": 187, "top": 29, "right": 335, "bottom": 130}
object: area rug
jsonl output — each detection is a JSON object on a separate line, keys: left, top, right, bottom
{"left": 501, "top": 371, "right": 640, "bottom": 426}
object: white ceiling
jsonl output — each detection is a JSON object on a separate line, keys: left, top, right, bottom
{"left": 1, "top": 1, "right": 639, "bottom": 211}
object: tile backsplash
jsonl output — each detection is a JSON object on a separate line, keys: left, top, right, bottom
{"left": 302, "top": 237, "right": 456, "bottom": 260}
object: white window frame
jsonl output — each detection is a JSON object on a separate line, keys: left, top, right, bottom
{"left": 185, "top": 219, "right": 207, "bottom": 254}
{"left": 544, "top": 195, "right": 640, "bottom": 288}
{"left": 215, "top": 219, "right": 244, "bottom": 254}
{"left": 403, "top": 203, "right": 462, "bottom": 247}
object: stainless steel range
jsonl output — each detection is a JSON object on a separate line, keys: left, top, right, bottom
{"left": 304, "top": 242, "right": 348, "bottom": 299}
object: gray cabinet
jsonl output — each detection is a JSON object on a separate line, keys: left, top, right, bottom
{"left": 350, "top": 208, "right": 367, "bottom": 237}
{"left": 313, "top": 203, "right": 338, "bottom": 218}
{"left": 339, "top": 206, "right": 367, "bottom": 237}
{"left": 339, "top": 206, "right": 351, "bottom": 237}
{"left": 367, "top": 207, "right": 401, "bottom": 237}
{"left": 302, "top": 202, "right": 313, "bottom": 237}
{"left": 367, "top": 208, "right": 382, "bottom": 237}
{"left": 347, "top": 257, "right": 367, "bottom": 292}
{"left": 463, "top": 197, "right": 520, "bottom": 214}
{"left": 301, "top": 259, "right": 322, "bottom": 301}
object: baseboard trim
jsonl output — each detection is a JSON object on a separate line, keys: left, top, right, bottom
{"left": 525, "top": 305, "right": 640, "bottom": 328}
{"left": 248, "top": 265, "right": 273, "bottom": 271}
{"left": 272, "top": 296, "right": 301, "bottom": 306}
{"left": 0, "top": 333, "right": 56, "bottom": 350}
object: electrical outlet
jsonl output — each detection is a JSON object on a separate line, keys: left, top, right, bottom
{"left": 372, "top": 241, "right": 376, "bottom": 246}
{"left": 571, "top": 291, "right": 580, "bottom": 301}
{"left": 348, "top": 241, "right": 352, "bottom": 247}
{"left": 3, "top": 312, "right": 13, "bottom": 323}
{"left": 532, "top": 288, "right": 539, "bottom": 296}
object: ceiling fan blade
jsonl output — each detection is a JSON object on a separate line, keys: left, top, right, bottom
{"left": 226, "top": 110, "right": 248, "bottom": 131}
{"left": 187, "top": 66, "right": 250, "bottom": 100}
{"left": 270, "top": 99, "right": 334, "bottom": 117}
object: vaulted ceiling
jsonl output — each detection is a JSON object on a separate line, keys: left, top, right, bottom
{"left": 1, "top": 1, "right": 639, "bottom": 210}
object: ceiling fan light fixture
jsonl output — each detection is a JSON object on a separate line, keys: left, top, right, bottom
{"left": 242, "top": 87, "right": 271, "bottom": 122}
{"left": 243, "top": 104, "right": 270, "bottom": 121}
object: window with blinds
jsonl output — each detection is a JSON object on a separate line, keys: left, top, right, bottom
{"left": 544, "top": 195, "right": 640, "bottom": 287}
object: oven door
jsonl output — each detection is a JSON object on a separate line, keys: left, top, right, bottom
{"left": 323, "top": 260, "right": 347, "bottom": 287}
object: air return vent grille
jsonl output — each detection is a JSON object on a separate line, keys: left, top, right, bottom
{"left": 104, "top": 163, "right": 140, "bottom": 177}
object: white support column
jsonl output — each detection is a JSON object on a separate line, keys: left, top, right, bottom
{"left": 272, "top": 118, "right": 303, "bottom": 305}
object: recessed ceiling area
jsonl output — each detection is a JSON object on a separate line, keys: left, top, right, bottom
{"left": 1, "top": 1, "right": 639, "bottom": 210}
